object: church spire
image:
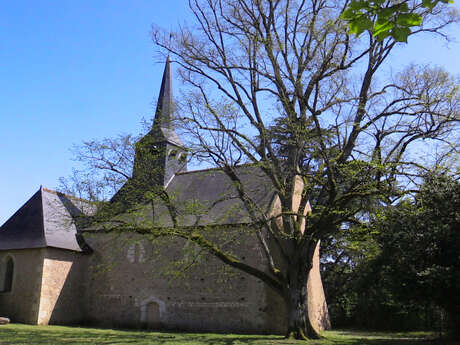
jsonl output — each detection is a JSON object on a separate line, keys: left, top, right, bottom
{"left": 129, "top": 57, "right": 186, "bottom": 189}
{"left": 150, "top": 56, "right": 183, "bottom": 147}
{"left": 111, "top": 57, "right": 187, "bottom": 204}
{"left": 154, "top": 56, "right": 173, "bottom": 129}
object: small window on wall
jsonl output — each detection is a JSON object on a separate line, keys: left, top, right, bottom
{"left": 0, "top": 257, "right": 14, "bottom": 293}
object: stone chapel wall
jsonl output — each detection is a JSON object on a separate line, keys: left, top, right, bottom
{"left": 82, "top": 230, "right": 273, "bottom": 333}
{"left": 81, "top": 227, "right": 328, "bottom": 333}
{"left": 0, "top": 249, "right": 44, "bottom": 324}
{"left": 37, "top": 248, "right": 87, "bottom": 325}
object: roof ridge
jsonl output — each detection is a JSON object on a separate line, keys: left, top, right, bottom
{"left": 175, "top": 166, "right": 223, "bottom": 176}
{"left": 175, "top": 163, "right": 260, "bottom": 176}
{"left": 41, "top": 187, "right": 90, "bottom": 203}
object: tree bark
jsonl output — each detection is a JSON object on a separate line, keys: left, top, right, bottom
{"left": 284, "top": 271, "right": 321, "bottom": 340}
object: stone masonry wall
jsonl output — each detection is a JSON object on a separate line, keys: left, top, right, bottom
{"left": 0, "top": 249, "right": 44, "bottom": 324}
{"left": 0, "top": 229, "right": 329, "bottom": 332}
{"left": 37, "top": 248, "right": 87, "bottom": 325}
{"left": 82, "top": 231, "right": 270, "bottom": 333}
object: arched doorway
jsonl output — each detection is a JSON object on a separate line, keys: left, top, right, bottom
{"left": 140, "top": 296, "right": 165, "bottom": 330}
{"left": 145, "top": 302, "right": 161, "bottom": 329}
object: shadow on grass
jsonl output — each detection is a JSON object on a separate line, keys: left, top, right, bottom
{"left": 0, "top": 325, "right": 456, "bottom": 345}
{"left": 0, "top": 324, "right": 286, "bottom": 345}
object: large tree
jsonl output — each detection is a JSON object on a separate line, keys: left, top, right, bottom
{"left": 63, "top": 0, "right": 459, "bottom": 340}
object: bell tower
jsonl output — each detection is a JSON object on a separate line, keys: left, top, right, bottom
{"left": 111, "top": 57, "right": 187, "bottom": 205}
{"left": 132, "top": 57, "right": 187, "bottom": 188}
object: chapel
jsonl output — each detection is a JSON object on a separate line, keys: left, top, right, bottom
{"left": 0, "top": 58, "right": 330, "bottom": 333}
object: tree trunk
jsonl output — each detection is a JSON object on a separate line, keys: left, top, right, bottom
{"left": 284, "top": 274, "right": 321, "bottom": 340}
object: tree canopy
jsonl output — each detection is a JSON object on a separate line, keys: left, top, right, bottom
{"left": 372, "top": 173, "right": 460, "bottom": 334}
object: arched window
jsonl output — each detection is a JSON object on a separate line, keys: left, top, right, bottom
{"left": 0, "top": 257, "right": 14, "bottom": 293}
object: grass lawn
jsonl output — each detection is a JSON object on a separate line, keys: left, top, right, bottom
{"left": 0, "top": 324, "right": 456, "bottom": 345}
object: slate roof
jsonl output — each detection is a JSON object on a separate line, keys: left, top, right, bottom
{"left": 157, "top": 165, "right": 276, "bottom": 226}
{"left": 88, "top": 165, "right": 276, "bottom": 232}
{"left": 0, "top": 187, "right": 91, "bottom": 251}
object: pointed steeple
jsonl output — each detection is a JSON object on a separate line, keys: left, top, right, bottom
{"left": 126, "top": 57, "right": 187, "bottom": 192}
{"left": 154, "top": 56, "right": 173, "bottom": 128}
{"left": 150, "top": 56, "right": 183, "bottom": 147}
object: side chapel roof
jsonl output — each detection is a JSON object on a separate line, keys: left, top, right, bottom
{"left": 0, "top": 187, "right": 91, "bottom": 252}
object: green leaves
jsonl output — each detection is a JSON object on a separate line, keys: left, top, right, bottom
{"left": 349, "top": 17, "right": 374, "bottom": 36}
{"left": 391, "top": 26, "right": 412, "bottom": 42}
{"left": 341, "top": 0, "right": 452, "bottom": 42}
{"left": 422, "top": 0, "right": 453, "bottom": 10}
{"left": 399, "top": 13, "right": 422, "bottom": 26}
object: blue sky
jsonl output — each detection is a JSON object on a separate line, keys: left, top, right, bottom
{"left": 1, "top": 1, "right": 459, "bottom": 224}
